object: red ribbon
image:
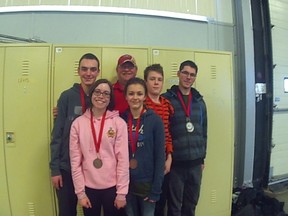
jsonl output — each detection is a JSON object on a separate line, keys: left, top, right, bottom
{"left": 176, "top": 90, "right": 192, "bottom": 118}
{"left": 128, "top": 108, "right": 144, "bottom": 155}
{"left": 90, "top": 110, "right": 106, "bottom": 154}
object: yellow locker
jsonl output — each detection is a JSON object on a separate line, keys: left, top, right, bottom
{"left": 151, "top": 48, "right": 194, "bottom": 92}
{"left": 195, "top": 51, "right": 234, "bottom": 216}
{"left": 0, "top": 46, "right": 12, "bottom": 216}
{"left": 3, "top": 45, "right": 55, "bottom": 216}
{"left": 52, "top": 45, "right": 102, "bottom": 106}
{"left": 101, "top": 46, "right": 149, "bottom": 83}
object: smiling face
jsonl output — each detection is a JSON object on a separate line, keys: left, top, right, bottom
{"left": 78, "top": 58, "right": 100, "bottom": 87}
{"left": 177, "top": 65, "right": 197, "bottom": 90}
{"left": 91, "top": 83, "right": 111, "bottom": 111}
{"left": 116, "top": 62, "right": 137, "bottom": 86}
{"left": 125, "top": 83, "right": 146, "bottom": 111}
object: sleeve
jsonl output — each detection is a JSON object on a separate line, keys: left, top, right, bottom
{"left": 114, "top": 118, "right": 130, "bottom": 201}
{"left": 49, "top": 93, "right": 67, "bottom": 176}
{"left": 202, "top": 99, "right": 208, "bottom": 161}
{"left": 149, "top": 115, "right": 165, "bottom": 201}
{"left": 165, "top": 99, "right": 175, "bottom": 155}
{"left": 69, "top": 120, "right": 86, "bottom": 199}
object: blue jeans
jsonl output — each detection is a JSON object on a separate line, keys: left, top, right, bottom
{"left": 155, "top": 173, "right": 170, "bottom": 216}
{"left": 126, "top": 193, "right": 156, "bottom": 216}
{"left": 167, "top": 164, "right": 202, "bottom": 216}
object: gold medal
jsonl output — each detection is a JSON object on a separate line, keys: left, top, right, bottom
{"left": 129, "top": 158, "right": 138, "bottom": 169}
{"left": 93, "top": 158, "right": 103, "bottom": 169}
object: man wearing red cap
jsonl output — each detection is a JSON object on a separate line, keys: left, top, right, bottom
{"left": 113, "top": 54, "right": 138, "bottom": 114}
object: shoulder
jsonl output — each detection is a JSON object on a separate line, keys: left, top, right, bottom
{"left": 160, "top": 96, "right": 175, "bottom": 114}
{"left": 191, "top": 87, "right": 203, "bottom": 99}
{"left": 107, "top": 110, "right": 127, "bottom": 125}
{"left": 58, "top": 83, "right": 80, "bottom": 100}
{"left": 145, "top": 109, "right": 163, "bottom": 123}
{"left": 162, "top": 85, "right": 178, "bottom": 99}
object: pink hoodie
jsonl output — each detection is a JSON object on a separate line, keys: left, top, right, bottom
{"left": 70, "top": 109, "right": 129, "bottom": 201}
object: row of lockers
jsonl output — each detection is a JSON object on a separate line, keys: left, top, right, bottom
{"left": 0, "top": 44, "right": 234, "bottom": 216}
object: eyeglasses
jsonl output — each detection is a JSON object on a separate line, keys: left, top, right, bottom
{"left": 180, "top": 71, "right": 197, "bottom": 78}
{"left": 80, "top": 66, "right": 98, "bottom": 72}
{"left": 93, "top": 89, "right": 111, "bottom": 98}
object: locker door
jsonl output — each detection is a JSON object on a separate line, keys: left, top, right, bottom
{"left": 151, "top": 49, "right": 194, "bottom": 92}
{"left": 195, "top": 52, "right": 234, "bottom": 216}
{"left": 52, "top": 46, "right": 102, "bottom": 106}
{"left": 0, "top": 46, "right": 12, "bottom": 216}
{"left": 101, "top": 47, "right": 149, "bottom": 83}
{"left": 3, "top": 46, "right": 55, "bottom": 216}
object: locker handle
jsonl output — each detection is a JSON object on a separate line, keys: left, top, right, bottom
{"left": 6, "top": 132, "right": 15, "bottom": 143}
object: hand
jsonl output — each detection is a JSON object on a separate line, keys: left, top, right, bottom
{"left": 164, "top": 153, "right": 172, "bottom": 175}
{"left": 79, "top": 197, "right": 92, "bottom": 208}
{"left": 201, "top": 164, "right": 205, "bottom": 170}
{"left": 114, "top": 199, "right": 126, "bottom": 209}
{"left": 143, "top": 197, "right": 156, "bottom": 203}
{"left": 53, "top": 107, "right": 58, "bottom": 119}
{"left": 51, "top": 175, "right": 63, "bottom": 190}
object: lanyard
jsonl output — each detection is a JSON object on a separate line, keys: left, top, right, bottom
{"left": 128, "top": 108, "right": 144, "bottom": 155}
{"left": 80, "top": 85, "right": 87, "bottom": 114}
{"left": 177, "top": 90, "right": 192, "bottom": 118}
{"left": 90, "top": 109, "right": 106, "bottom": 154}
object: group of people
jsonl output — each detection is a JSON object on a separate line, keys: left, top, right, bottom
{"left": 49, "top": 53, "right": 208, "bottom": 216}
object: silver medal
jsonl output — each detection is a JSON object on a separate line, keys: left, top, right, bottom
{"left": 186, "top": 121, "right": 194, "bottom": 132}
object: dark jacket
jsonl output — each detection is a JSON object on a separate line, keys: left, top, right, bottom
{"left": 121, "top": 109, "right": 165, "bottom": 201}
{"left": 49, "top": 83, "right": 90, "bottom": 176}
{"left": 162, "top": 85, "right": 208, "bottom": 166}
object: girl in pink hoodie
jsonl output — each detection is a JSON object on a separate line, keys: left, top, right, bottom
{"left": 70, "top": 79, "right": 129, "bottom": 216}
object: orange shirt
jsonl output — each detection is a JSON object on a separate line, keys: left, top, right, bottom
{"left": 145, "top": 96, "right": 174, "bottom": 155}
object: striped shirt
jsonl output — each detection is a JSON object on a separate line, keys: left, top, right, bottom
{"left": 145, "top": 96, "right": 174, "bottom": 154}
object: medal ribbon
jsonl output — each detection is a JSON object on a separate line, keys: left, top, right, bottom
{"left": 80, "top": 85, "right": 87, "bottom": 114}
{"left": 177, "top": 90, "right": 193, "bottom": 118}
{"left": 90, "top": 109, "right": 106, "bottom": 155}
{"left": 128, "top": 108, "right": 145, "bottom": 155}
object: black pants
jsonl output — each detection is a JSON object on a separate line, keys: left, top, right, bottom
{"left": 55, "top": 169, "right": 78, "bottom": 216}
{"left": 83, "top": 186, "right": 119, "bottom": 216}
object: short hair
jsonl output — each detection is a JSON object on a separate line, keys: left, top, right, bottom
{"left": 179, "top": 60, "right": 198, "bottom": 73}
{"left": 124, "top": 77, "right": 147, "bottom": 96}
{"left": 143, "top": 64, "right": 164, "bottom": 81}
{"left": 79, "top": 53, "right": 100, "bottom": 68}
{"left": 89, "top": 79, "right": 115, "bottom": 111}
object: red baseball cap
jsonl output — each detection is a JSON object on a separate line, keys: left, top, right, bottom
{"left": 117, "top": 54, "right": 137, "bottom": 67}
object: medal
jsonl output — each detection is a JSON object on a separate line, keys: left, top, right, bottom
{"left": 90, "top": 110, "right": 106, "bottom": 170}
{"left": 129, "top": 158, "right": 138, "bottom": 169}
{"left": 177, "top": 90, "right": 194, "bottom": 133}
{"left": 128, "top": 108, "right": 144, "bottom": 170}
{"left": 186, "top": 121, "right": 194, "bottom": 132}
{"left": 93, "top": 158, "right": 103, "bottom": 169}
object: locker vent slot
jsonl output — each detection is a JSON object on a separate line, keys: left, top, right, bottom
{"left": 171, "top": 62, "right": 178, "bottom": 77}
{"left": 210, "top": 189, "right": 217, "bottom": 204}
{"left": 22, "top": 60, "right": 30, "bottom": 76}
{"left": 74, "top": 61, "right": 79, "bottom": 76}
{"left": 27, "top": 202, "right": 36, "bottom": 216}
{"left": 210, "top": 65, "right": 217, "bottom": 79}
